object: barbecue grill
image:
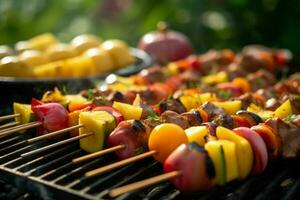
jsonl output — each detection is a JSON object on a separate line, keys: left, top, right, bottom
{"left": 0, "top": 130, "right": 299, "bottom": 200}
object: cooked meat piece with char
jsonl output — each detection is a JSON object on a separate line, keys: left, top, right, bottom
{"left": 161, "top": 110, "right": 190, "bottom": 129}
{"left": 281, "top": 94, "right": 300, "bottom": 114}
{"left": 234, "top": 93, "right": 265, "bottom": 109}
{"left": 201, "top": 102, "right": 228, "bottom": 121}
{"left": 80, "top": 88, "right": 111, "bottom": 99}
{"left": 265, "top": 98, "right": 281, "bottom": 110}
{"left": 213, "top": 114, "right": 234, "bottom": 129}
{"left": 140, "top": 104, "right": 159, "bottom": 120}
{"left": 138, "top": 89, "right": 162, "bottom": 105}
{"left": 160, "top": 99, "right": 186, "bottom": 114}
{"left": 291, "top": 115, "right": 300, "bottom": 128}
{"left": 199, "top": 49, "right": 234, "bottom": 74}
{"left": 179, "top": 70, "right": 201, "bottom": 83}
{"left": 143, "top": 118, "right": 161, "bottom": 131}
{"left": 181, "top": 110, "right": 203, "bottom": 126}
{"left": 224, "top": 63, "right": 248, "bottom": 80}
{"left": 265, "top": 118, "right": 300, "bottom": 159}
{"left": 107, "top": 91, "right": 131, "bottom": 104}
{"left": 139, "top": 65, "right": 166, "bottom": 84}
{"left": 247, "top": 69, "right": 276, "bottom": 91}
{"left": 255, "top": 87, "right": 278, "bottom": 100}
{"left": 275, "top": 79, "right": 300, "bottom": 95}
{"left": 238, "top": 45, "right": 276, "bottom": 72}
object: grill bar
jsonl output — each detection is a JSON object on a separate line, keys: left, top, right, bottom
{"left": 0, "top": 133, "right": 299, "bottom": 200}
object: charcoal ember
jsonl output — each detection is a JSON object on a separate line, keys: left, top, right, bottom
{"left": 265, "top": 118, "right": 300, "bottom": 159}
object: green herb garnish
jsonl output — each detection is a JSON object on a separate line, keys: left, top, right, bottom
{"left": 87, "top": 89, "right": 95, "bottom": 101}
{"left": 156, "top": 99, "right": 165, "bottom": 106}
{"left": 218, "top": 89, "right": 231, "bottom": 100}
{"left": 254, "top": 78, "right": 265, "bottom": 86}
{"left": 62, "top": 85, "right": 68, "bottom": 95}
{"left": 187, "top": 81, "right": 199, "bottom": 88}
{"left": 147, "top": 109, "right": 160, "bottom": 121}
{"left": 286, "top": 114, "right": 296, "bottom": 121}
{"left": 134, "top": 147, "right": 145, "bottom": 155}
{"left": 294, "top": 95, "right": 300, "bottom": 101}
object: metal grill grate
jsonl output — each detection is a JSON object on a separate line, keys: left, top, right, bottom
{"left": 0, "top": 133, "right": 299, "bottom": 200}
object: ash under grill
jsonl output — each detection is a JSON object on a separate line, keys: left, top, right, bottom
{"left": 0, "top": 133, "right": 299, "bottom": 200}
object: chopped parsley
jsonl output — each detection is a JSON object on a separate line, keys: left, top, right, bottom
{"left": 156, "top": 99, "right": 165, "bottom": 106}
{"left": 294, "top": 95, "right": 300, "bottom": 101}
{"left": 87, "top": 89, "right": 95, "bottom": 101}
{"left": 147, "top": 109, "right": 160, "bottom": 121}
{"left": 62, "top": 85, "right": 68, "bottom": 95}
{"left": 254, "top": 78, "right": 265, "bottom": 86}
{"left": 286, "top": 114, "right": 297, "bottom": 121}
{"left": 187, "top": 81, "right": 199, "bottom": 88}
{"left": 134, "top": 147, "right": 145, "bottom": 155}
{"left": 218, "top": 89, "right": 231, "bottom": 100}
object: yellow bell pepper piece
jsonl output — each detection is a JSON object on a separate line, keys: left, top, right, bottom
{"left": 213, "top": 100, "right": 242, "bottom": 115}
{"left": 274, "top": 100, "right": 293, "bottom": 119}
{"left": 112, "top": 101, "right": 143, "bottom": 120}
{"left": 247, "top": 103, "right": 274, "bottom": 121}
{"left": 179, "top": 96, "right": 202, "bottom": 111}
{"left": 216, "top": 126, "right": 253, "bottom": 179}
{"left": 202, "top": 71, "right": 228, "bottom": 84}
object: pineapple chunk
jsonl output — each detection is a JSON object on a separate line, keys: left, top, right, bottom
{"left": 185, "top": 126, "right": 208, "bottom": 147}
{"left": 13, "top": 103, "right": 35, "bottom": 133}
{"left": 79, "top": 111, "right": 115, "bottom": 153}
{"left": 112, "top": 101, "right": 142, "bottom": 120}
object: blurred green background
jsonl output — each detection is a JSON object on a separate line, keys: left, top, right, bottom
{"left": 1, "top": 0, "right": 300, "bottom": 60}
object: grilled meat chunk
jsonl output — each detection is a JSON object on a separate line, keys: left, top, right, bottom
{"left": 265, "top": 118, "right": 300, "bottom": 159}
{"left": 160, "top": 99, "right": 186, "bottom": 114}
{"left": 161, "top": 110, "right": 190, "bottom": 129}
{"left": 247, "top": 69, "right": 276, "bottom": 91}
{"left": 181, "top": 110, "right": 203, "bottom": 126}
{"left": 201, "top": 102, "right": 227, "bottom": 121}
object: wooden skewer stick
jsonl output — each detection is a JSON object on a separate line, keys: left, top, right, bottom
{"left": 0, "top": 121, "right": 20, "bottom": 130}
{"left": 21, "top": 132, "right": 94, "bottom": 158}
{"left": 0, "top": 121, "right": 42, "bottom": 137}
{"left": 109, "top": 171, "right": 181, "bottom": 197}
{"left": 0, "top": 121, "right": 42, "bottom": 133}
{"left": 27, "top": 124, "right": 84, "bottom": 144}
{"left": 85, "top": 150, "right": 157, "bottom": 178}
{"left": 72, "top": 145, "right": 125, "bottom": 164}
{"left": 0, "top": 113, "right": 20, "bottom": 121}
